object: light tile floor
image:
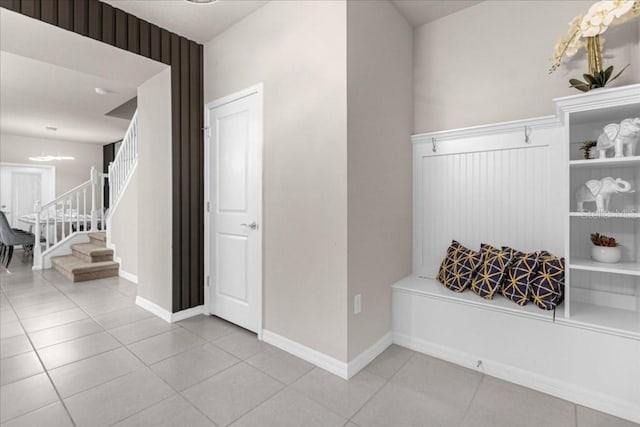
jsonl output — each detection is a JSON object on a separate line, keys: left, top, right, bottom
{"left": 0, "top": 255, "right": 637, "bottom": 427}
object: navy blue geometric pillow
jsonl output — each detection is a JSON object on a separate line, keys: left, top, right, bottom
{"left": 470, "top": 243, "right": 513, "bottom": 300}
{"left": 437, "top": 240, "right": 482, "bottom": 293}
{"left": 530, "top": 251, "right": 565, "bottom": 310}
{"left": 501, "top": 248, "right": 539, "bottom": 306}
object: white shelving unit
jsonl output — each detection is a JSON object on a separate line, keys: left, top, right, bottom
{"left": 395, "top": 85, "right": 640, "bottom": 423}
{"left": 568, "top": 258, "right": 640, "bottom": 277}
{"left": 556, "top": 84, "right": 640, "bottom": 339}
{"left": 569, "top": 155, "right": 640, "bottom": 168}
{"left": 569, "top": 212, "right": 640, "bottom": 218}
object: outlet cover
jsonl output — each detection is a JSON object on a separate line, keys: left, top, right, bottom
{"left": 354, "top": 294, "right": 362, "bottom": 314}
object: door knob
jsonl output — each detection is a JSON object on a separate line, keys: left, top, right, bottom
{"left": 241, "top": 221, "right": 258, "bottom": 230}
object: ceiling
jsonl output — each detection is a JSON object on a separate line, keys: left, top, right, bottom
{"left": 102, "top": 0, "right": 268, "bottom": 44}
{"left": 102, "top": 1, "right": 480, "bottom": 46}
{"left": 0, "top": 8, "right": 167, "bottom": 144}
{"left": 391, "top": 1, "right": 483, "bottom": 27}
{"left": 0, "top": 1, "right": 482, "bottom": 145}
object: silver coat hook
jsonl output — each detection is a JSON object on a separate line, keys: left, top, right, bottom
{"left": 432, "top": 138, "right": 437, "bottom": 152}
{"left": 524, "top": 126, "right": 531, "bottom": 144}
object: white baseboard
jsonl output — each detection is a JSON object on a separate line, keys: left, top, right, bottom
{"left": 136, "top": 296, "right": 171, "bottom": 322}
{"left": 262, "top": 330, "right": 392, "bottom": 380}
{"left": 262, "top": 330, "right": 349, "bottom": 379}
{"left": 171, "top": 305, "right": 204, "bottom": 322}
{"left": 393, "top": 332, "right": 640, "bottom": 424}
{"left": 347, "top": 332, "right": 392, "bottom": 379}
{"left": 118, "top": 269, "right": 138, "bottom": 284}
{"left": 135, "top": 296, "right": 203, "bottom": 323}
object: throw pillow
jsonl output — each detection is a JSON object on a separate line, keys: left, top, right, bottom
{"left": 501, "top": 248, "right": 539, "bottom": 306}
{"left": 437, "top": 240, "right": 482, "bottom": 292}
{"left": 530, "top": 251, "right": 565, "bottom": 310}
{"left": 470, "top": 243, "right": 514, "bottom": 300}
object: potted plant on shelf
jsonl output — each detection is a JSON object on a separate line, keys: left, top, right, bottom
{"left": 579, "top": 140, "right": 597, "bottom": 159}
{"left": 590, "top": 232, "right": 622, "bottom": 263}
{"left": 549, "top": 0, "right": 640, "bottom": 92}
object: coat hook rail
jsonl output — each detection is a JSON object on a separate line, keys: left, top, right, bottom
{"left": 432, "top": 138, "right": 437, "bottom": 152}
{"left": 524, "top": 126, "right": 531, "bottom": 144}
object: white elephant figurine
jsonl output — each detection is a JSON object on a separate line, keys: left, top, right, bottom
{"left": 575, "top": 177, "right": 633, "bottom": 212}
{"left": 596, "top": 118, "right": 640, "bottom": 159}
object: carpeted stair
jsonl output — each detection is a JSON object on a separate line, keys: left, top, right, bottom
{"left": 51, "top": 232, "right": 119, "bottom": 282}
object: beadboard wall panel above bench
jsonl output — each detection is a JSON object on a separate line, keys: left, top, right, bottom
{"left": 395, "top": 84, "right": 640, "bottom": 424}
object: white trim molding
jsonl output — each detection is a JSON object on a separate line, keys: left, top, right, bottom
{"left": 393, "top": 332, "right": 640, "bottom": 424}
{"left": 171, "top": 305, "right": 204, "bottom": 322}
{"left": 554, "top": 83, "right": 640, "bottom": 121}
{"left": 346, "top": 332, "right": 393, "bottom": 379}
{"left": 262, "top": 329, "right": 349, "bottom": 379}
{"left": 136, "top": 296, "right": 203, "bottom": 323}
{"left": 136, "top": 296, "right": 171, "bottom": 322}
{"left": 118, "top": 269, "right": 138, "bottom": 284}
{"left": 262, "top": 329, "right": 392, "bottom": 380}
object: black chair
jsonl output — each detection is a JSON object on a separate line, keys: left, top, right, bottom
{"left": 0, "top": 211, "right": 37, "bottom": 268}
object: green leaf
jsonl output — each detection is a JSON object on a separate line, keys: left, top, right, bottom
{"left": 569, "top": 79, "right": 590, "bottom": 92}
{"left": 583, "top": 74, "right": 597, "bottom": 85}
{"left": 609, "top": 64, "right": 630, "bottom": 84}
{"left": 592, "top": 72, "right": 605, "bottom": 87}
{"left": 603, "top": 65, "right": 614, "bottom": 81}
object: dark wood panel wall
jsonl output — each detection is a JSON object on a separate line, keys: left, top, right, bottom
{"left": 1, "top": 0, "right": 204, "bottom": 312}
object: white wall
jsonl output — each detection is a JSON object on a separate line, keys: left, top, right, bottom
{"left": 204, "top": 0, "right": 349, "bottom": 361}
{"left": 0, "top": 133, "right": 102, "bottom": 195}
{"left": 414, "top": 1, "right": 640, "bottom": 133}
{"left": 109, "top": 168, "right": 138, "bottom": 278}
{"left": 137, "top": 68, "right": 172, "bottom": 311}
{"left": 346, "top": 0, "right": 413, "bottom": 360}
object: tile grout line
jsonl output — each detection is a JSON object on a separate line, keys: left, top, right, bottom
{"left": 41, "top": 272, "right": 239, "bottom": 426}
{"left": 285, "top": 367, "right": 371, "bottom": 424}
{"left": 458, "top": 373, "right": 486, "bottom": 427}
{"left": 0, "top": 271, "right": 78, "bottom": 427}
{"left": 346, "top": 348, "right": 416, "bottom": 425}
{"left": 2, "top": 268, "right": 145, "bottom": 424}
{"left": 109, "top": 324, "right": 271, "bottom": 427}
{"left": 34, "top": 271, "right": 180, "bottom": 424}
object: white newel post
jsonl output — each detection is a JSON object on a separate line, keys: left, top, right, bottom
{"left": 90, "top": 166, "right": 98, "bottom": 231}
{"left": 33, "top": 200, "right": 42, "bottom": 270}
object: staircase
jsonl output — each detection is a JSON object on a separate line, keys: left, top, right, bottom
{"left": 50, "top": 232, "right": 119, "bottom": 282}
{"left": 32, "top": 110, "right": 138, "bottom": 280}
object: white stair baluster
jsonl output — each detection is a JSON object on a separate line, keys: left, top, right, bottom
{"left": 76, "top": 193, "right": 80, "bottom": 232}
{"left": 33, "top": 201, "right": 41, "bottom": 269}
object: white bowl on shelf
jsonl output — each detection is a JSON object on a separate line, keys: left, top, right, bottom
{"left": 591, "top": 245, "right": 622, "bottom": 264}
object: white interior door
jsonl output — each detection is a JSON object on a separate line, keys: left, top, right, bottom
{"left": 0, "top": 164, "right": 55, "bottom": 230}
{"left": 206, "top": 85, "right": 262, "bottom": 334}
{"left": 12, "top": 172, "right": 41, "bottom": 229}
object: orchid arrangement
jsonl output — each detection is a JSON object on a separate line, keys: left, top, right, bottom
{"left": 549, "top": 0, "right": 640, "bottom": 89}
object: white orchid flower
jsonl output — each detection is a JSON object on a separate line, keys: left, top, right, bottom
{"left": 581, "top": 0, "right": 616, "bottom": 35}
{"left": 549, "top": 0, "right": 639, "bottom": 73}
{"left": 580, "top": 15, "right": 608, "bottom": 36}
{"left": 608, "top": 0, "right": 634, "bottom": 18}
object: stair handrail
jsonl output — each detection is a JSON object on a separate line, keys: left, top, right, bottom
{"left": 108, "top": 110, "right": 138, "bottom": 212}
{"left": 38, "top": 180, "right": 92, "bottom": 210}
{"left": 33, "top": 166, "right": 102, "bottom": 269}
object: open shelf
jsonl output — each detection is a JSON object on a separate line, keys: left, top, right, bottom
{"left": 569, "top": 258, "right": 640, "bottom": 277}
{"left": 391, "top": 275, "right": 557, "bottom": 322}
{"left": 569, "top": 156, "right": 640, "bottom": 168}
{"left": 561, "top": 302, "right": 640, "bottom": 339}
{"left": 569, "top": 212, "right": 640, "bottom": 219}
